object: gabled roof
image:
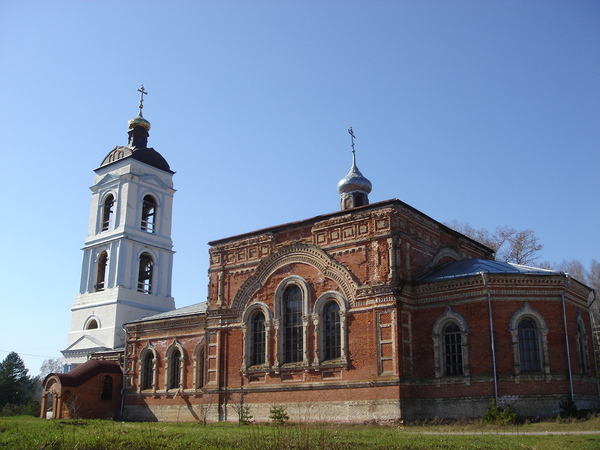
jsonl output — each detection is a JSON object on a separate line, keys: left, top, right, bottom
{"left": 418, "top": 258, "right": 561, "bottom": 283}
{"left": 52, "top": 359, "right": 121, "bottom": 387}
{"left": 125, "top": 301, "right": 208, "bottom": 324}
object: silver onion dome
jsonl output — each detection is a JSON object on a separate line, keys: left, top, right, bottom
{"left": 337, "top": 156, "right": 372, "bottom": 195}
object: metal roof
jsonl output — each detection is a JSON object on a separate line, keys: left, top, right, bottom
{"left": 126, "top": 301, "right": 207, "bottom": 324}
{"left": 418, "top": 258, "right": 562, "bottom": 283}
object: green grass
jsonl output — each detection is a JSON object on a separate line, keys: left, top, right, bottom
{"left": 0, "top": 415, "right": 599, "bottom": 449}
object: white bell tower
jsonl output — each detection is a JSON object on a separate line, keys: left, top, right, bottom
{"left": 63, "top": 87, "right": 176, "bottom": 371}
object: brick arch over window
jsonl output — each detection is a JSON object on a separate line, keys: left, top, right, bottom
{"left": 138, "top": 343, "right": 158, "bottom": 393}
{"left": 231, "top": 243, "right": 359, "bottom": 316}
{"left": 241, "top": 302, "right": 272, "bottom": 373}
{"left": 312, "top": 291, "right": 348, "bottom": 369}
{"left": 509, "top": 302, "right": 550, "bottom": 375}
{"left": 165, "top": 340, "right": 185, "bottom": 391}
{"left": 432, "top": 307, "right": 469, "bottom": 378}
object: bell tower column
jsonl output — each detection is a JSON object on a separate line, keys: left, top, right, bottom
{"left": 62, "top": 87, "right": 176, "bottom": 371}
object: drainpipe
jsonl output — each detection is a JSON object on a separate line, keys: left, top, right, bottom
{"left": 481, "top": 272, "right": 498, "bottom": 404}
{"left": 561, "top": 274, "right": 574, "bottom": 402}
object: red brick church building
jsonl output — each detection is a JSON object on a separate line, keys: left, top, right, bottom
{"left": 43, "top": 102, "right": 598, "bottom": 422}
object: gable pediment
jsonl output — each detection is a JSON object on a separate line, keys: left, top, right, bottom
{"left": 64, "top": 334, "right": 108, "bottom": 352}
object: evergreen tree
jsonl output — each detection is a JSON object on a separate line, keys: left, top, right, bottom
{"left": 0, "top": 352, "right": 35, "bottom": 408}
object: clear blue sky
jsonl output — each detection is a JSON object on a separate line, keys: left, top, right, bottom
{"left": 1, "top": 1, "right": 598, "bottom": 376}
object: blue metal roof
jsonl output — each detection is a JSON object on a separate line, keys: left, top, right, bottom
{"left": 126, "top": 301, "right": 207, "bottom": 324}
{"left": 418, "top": 258, "right": 561, "bottom": 283}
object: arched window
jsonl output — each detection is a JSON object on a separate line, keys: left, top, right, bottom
{"left": 95, "top": 251, "right": 108, "bottom": 291}
{"left": 443, "top": 322, "right": 463, "bottom": 376}
{"left": 250, "top": 311, "right": 266, "bottom": 366}
{"left": 576, "top": 319, "right": 590, "bottom": 375}
{"left": 168, "top": 348, "right": 182, "bottom": 390}
{"left": 141, "top": 195, "right": 156, "bottom": 233}
{"left": 85, "top": 319, "right": 99, "bottom": 330}
{"left": 100, "top": 375, "right": 113, "bottom": 401}
{"left": 101, "top": 194, "right": 114, "bottom": 231}
{"left": 195, "top": 348, "right": 205, "bottom": 389}
{"left": 518, "top": 319, "right": 541, "bottom": 372}
{"left": 432, "top": 307, "right": 469, "bottom": 378}
{"left": 140, "top": 350, "right": 154, "bottom": 391}
{"left": 323, "top": 301, "right": 341, "bottom": 361}
{"left": 137, "top": 253, "right": 153, "bottom": 294}
{"left": 283, "top": 285, "right": 303, "bottom": 364}
{"left": 509, "top": 303, "right": 549, "bottom": 375}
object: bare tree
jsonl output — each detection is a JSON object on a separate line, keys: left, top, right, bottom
{"left": 445, "top": 221, "right": 543, "bottom": 265}
{"left": 39, "top": 358, "right": 63, "bottom": 379}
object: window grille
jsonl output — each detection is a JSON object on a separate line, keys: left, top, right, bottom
{"left": 141, "top": 352, "right": 153, "bottom": 390}
{"left": 283, "top": 286, "right": 303, "bottom": 364}
{"left": 250, "top": 311, "right": 266, "bottom": 366}
{"left": 443, "top": 323, "right": 463, "bottom": 376}
{"left": 518, "top": 319, "right": 541, "bottom": 372}
{"left": 168, "top": 349, "right": 181, "bottom": 390}
{"left": 323, "top": 301, "right": 341, "bottom": 361}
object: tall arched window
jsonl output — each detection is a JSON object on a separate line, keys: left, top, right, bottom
{"left": 100, "top": 375, "right": 113, "bottom": 401}
{"left": 140, "top": 351, "right": 154, "bottom": 390}
{"left": 443, "top": 322, "right": 463, "bottom": 376}
{"left": 432, "top": 307, "right": 469, "bottom": 378}
{"left": 137, "top": 253, "right": 153, "bottom": 294}
{"left": 577, "top": 319, "right": 590, "bottom": 375}
{"left": 95, "top": 251, "right": 108, "bottom": 291}
{"left": 283, "top": 285, "right": 303, "bottom": 364}
{"left": 141, "top": 195, "right": 157, "bottom": 233}
{"left": 195, "top": 348, "right": 205, "bottom": 389}
{"left": 101, "top": 194, "right": 114, "bottom": 231}
{"left": 168, "top": 349, "right": 182, "bottom": 390}
{"left": 518, "top": 319, "right": 541, "bottom": 372}
{"left": 250, "top": 311, "right": 266, "bottom": 366}
{"left": 323, "top": 301, "right": 341, "bottom": 361}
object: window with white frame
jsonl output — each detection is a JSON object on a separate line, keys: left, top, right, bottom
{"left": 312, "top": 292, "right": 348, "bottom": 368}
{"left": 432, "top": 307, "right": 469, "bottom": 378}
{"left": 283, "top": 285, "right": 303, "bottom": 364}
{"left": 139, "top": 346, "right": 157, "bottom": 391}
{"left": 274, "top": 277, "right": 310, "bottom": 368}
{"left": 509, "top": 303, "right": 549, "bottom": 375}
{"left": 166, "top": 343, "right": 184, "bottom": 390}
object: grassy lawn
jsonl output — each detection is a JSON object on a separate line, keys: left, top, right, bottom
{"left": 0, "top": 415, "right": 598, "bottom": 449}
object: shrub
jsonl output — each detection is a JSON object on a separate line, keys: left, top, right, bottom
{"left": 269, "top": 405, "right": 289, "bottom": 425}
{"left": 239, "top": 405, "right": 253, "bottom": 425}
{"left": 559, "top": 397, "right": 579, "bottom": 418}
{"left": 482, "top": 400, "right": 519, "bottom": 425}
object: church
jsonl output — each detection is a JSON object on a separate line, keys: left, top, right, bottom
{"left": 41, "top": 89, "right": 599, "bottom": 422}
